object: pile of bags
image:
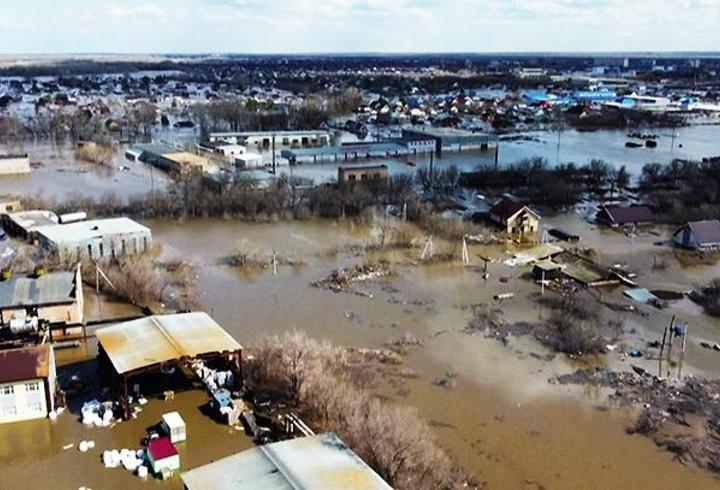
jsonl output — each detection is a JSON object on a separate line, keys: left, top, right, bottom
{"left": 102, "top": 448, "right": 147, "bottom": 475}
{"left": 81, "top": 399, "right": 115, "bottom": 427}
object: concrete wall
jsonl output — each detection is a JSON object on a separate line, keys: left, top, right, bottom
{"left": 0, "top": 156, "right": 30, "bottom": 176}
{"left": 0, "top": 376, "right": 50, "bottom": 424}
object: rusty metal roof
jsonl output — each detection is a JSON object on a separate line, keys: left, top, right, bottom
{"left": 96, "top": 312, "right": 241, "bottom": 375}
{"left": 181, "top": 432, "right": 392, "bottom": 490}
{"left": 0, "top": 344, "right": 52, "bottom": 383}
{"left": 0, "top": 271, "right": 76, "bottom": 309}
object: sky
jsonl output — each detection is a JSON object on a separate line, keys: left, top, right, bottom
{"left": 1, "top": 0, "right": 719, "bottom": 54}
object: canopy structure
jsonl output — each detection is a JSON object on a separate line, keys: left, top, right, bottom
{"left": 96, "top": 312, "right": 241, "bottom": 376}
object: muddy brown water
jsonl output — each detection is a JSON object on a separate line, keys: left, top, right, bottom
{"left": 147, "top": 217, "right": 720, "bottom": 488}
{"left": 2, "top": 216, "right": 720, "bottom": 488}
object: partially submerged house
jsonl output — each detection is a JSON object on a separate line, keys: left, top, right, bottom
{"left": 180, "top": 432, "right": 392, "bottom": 490}
{"left": 674, "top": 220, "right": 720, "bottom": 251}
{"left": 0, "top": 266, "right": 84, "bottom": 330}
{"left": 35, "top": 217, "right": 152, "bottom": 260}
{"left": 0, "top": 154, "right": 30, "bottom": 176}
{"left": 96, "top": 312, "right": 242, "bottom": 417}
{"left": 489, "top": 198, "right": 540, "bottom": 238}
{"left": 596, "top": 204, "right": 655, "bottom": 227}
{"left": 0, "top": 343, "right": 56, "bottom": 424}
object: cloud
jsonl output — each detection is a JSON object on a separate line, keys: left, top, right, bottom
{"left": 0, "top": 0, "right": 718, "bottom": 53}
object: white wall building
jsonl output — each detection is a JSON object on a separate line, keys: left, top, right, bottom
{"left": 0, "top": 344, "right": 56, "bottom": 424}
{"left": 0, "top": 154, "right": 30, "bottom": 175}
{"left": 35, "top": 217, "right": 152, "bottom": 260}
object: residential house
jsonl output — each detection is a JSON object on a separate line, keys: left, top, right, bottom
{"left": 0, "top": 344, "right": 56, "bottom": 424}
{"left": 596, "top": 205, "right": 655, "bottom": 227}
{"left": 489, "top": 198, "right": 540, "bottom": 238}
{"left": 674, "top": 220, "right": 720, "bottom": 250}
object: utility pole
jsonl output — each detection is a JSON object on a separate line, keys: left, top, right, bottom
{"left": 678, "top": 323, "right": 688, "bottom": 379}
{"left": 272, "top": 134, "right": 276, "bottom": 174}
{"left": 666, "top": 315, "right": 676, "bottom": 378}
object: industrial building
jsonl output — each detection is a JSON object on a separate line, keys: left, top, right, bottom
{"left": 209, "top": 130, "right": 332, "bottom": 149}
{"left": 0, "top": 266, "right": 84, "bottom": 329}
{"left": 338, "top": 164, "right": 389, "bottom": 184}
{"left": 35, "top": 217, "right": 152, "bottom": 261}
{"left": 0, "top": 344, "right": 57, "bottom": 424}
{"left": 129, "top": 144, "right": 218, "bottom": 175}
{"left": 180, "top": 432, "right": 392, "bottom": 490}
{"left": 0, "top": 154, "right": 30, "bottom": 176}
{"left": 401, "top": 127, "right": 495, "bottom": 154}
{"left": 1, "top": 210, "right": 59, "bottom": 241}
{"left": 281, "top": 135, "right": 434, "bottom": 165}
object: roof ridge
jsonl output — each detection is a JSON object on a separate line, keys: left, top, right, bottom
{"left": 151, "top": 315, "right": 184, "bottom": 359}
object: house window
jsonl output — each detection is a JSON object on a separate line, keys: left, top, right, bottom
{"left": 27, "top": 402, "right": 42, "bottom": 413}
{"left": 143, "top": 236, "right": 148, "bottom": 251}
{"left": 2, "top": 406, "right": 17, "bottom": 416}
{"left": 25, "top": 382, "right": 39, "bottom": 392}
{"left": 87, "top": 244, "right": 93, "bottom": 257}
{"left": 1, "top": 385, "right": 14, "bottom": 395}
{"left": 99, "top": 243, "right": 104, "bottom": 257}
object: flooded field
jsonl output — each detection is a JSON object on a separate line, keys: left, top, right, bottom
{"left": 0, "top": 143, "right": 170, "bottom": 200}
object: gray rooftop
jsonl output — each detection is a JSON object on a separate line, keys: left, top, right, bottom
{"left": 181, "top": 433, "right": 392, "bottom": 490}
{"left": 0, "top": 271, "right": 76, "bottom": 309}
{"left": 35, "top": 217, "right": 150, "bottom": 244}
{"left": 6, "top": 210, "right": 59, "bottom": 230}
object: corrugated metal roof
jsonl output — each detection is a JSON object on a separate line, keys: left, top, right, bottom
{"left": 181, "top": 433, "right": 392, "bottom": 490}
{"left": 0, "top": 344, "right": 52, "bottom": 383}
{"left": 0, "top": 272, "right": 76, "bottom": 309}
{"left": 687, "top": 220, "right": 720, "bottom": 246}
{"left": 96, "top": 312, "right": 241, "bottom": 375}
{"left": 35, "top": 217, "right": 150, "bottom": 245}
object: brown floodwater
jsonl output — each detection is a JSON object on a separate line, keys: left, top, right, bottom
{"left": 1, "top": 216, "right": 719, "bottom": 489}
{"left": 145, "top": 217, "right": 720, "bottom": 489}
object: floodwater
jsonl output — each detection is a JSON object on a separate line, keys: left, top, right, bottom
{"left": 142, "top": 217, "right": 720, "bottom": 489}
{"left": 0, "top": 143, "right": 170, "bottom": 200}
{"left": 279, "top": 125, "right": 720, "bottom": 184}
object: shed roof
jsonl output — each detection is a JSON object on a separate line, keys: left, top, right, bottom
{"left": 148, "top": 437, "right": 178, "bottom": 460}
{"left": 598, "top": 205, "right": 655, "bottom": 225}
{"left": 0, "top": 271, "right": 76, "bottom": 309}
{"left": 35, "top": 217, "right": 150, "bottom": 245}
{"left": 96, "top": 312, "right": 241, "bottom": 375}
{"left": 685, "top": 220, "right": 720, "bottom": 246}
{"left": 180, "top": 432, "right": 392, "bottom": 490}
{"left": 0, "top": 344, "right": 52, "bottom": 383}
